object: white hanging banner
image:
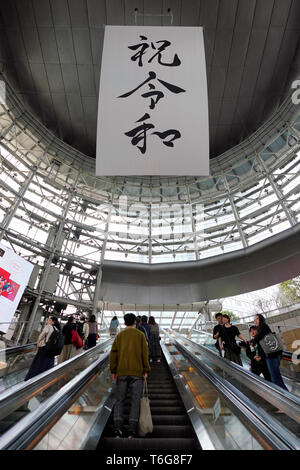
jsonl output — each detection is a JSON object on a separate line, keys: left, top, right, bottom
{"left": 96, "top": 26, "right": 209, "bottom": 176}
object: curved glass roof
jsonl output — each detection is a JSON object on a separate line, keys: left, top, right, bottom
{"left": 0, "top": 79, "right": 300, "bottom": 325}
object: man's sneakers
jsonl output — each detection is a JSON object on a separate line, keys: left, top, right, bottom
{"left": 114, "top": 428, "right": 137, "bottom": 439}
{"left": 114, "top": 429, "right": 123, "bottom": 438}
{"left": 127, "top": 430, "right": 136, "bottom": 439}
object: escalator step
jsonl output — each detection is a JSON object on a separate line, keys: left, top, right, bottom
{"left": 148, "top": 383, "right": 175, "bottom": 388}
{"left": 147, "top": 394, "right": 179, "bottom": 400}
{"left": 124, "top": 399, "right": 182, "bottom": 407}
{"left": 122, "top": 406, "right": 185, "bottom": 415}
{"left": 147, "top": 387, "right": 178, "bottom": 392}
{"left": 105, "top": 414, "right": 190, "bottom": 426}
{"left": 100, "top": 437, "right": 197, "bottom": 451}
{"left": 103, "top": 424, "right": 195, "bottom": 438}
{"left": 148, "top": 406, "right": 185, "bottom": 414}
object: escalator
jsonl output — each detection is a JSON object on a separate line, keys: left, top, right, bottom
{"left": 0, "top": 337, "right": 113, "bottom": 438}
{"left": 190, "top": 328, "right": 300, "bottom": 388}
{"left": 166, "top": 329, "right": 300, "bottom": 439}
{"left": 0, "top": 331, "right": 299, "bottom": 451}
{"left": 99, "top": 357, "right": 200, "bottom": 451}
{"left": 0, "top": 328, "right": 111, "bottom": 392}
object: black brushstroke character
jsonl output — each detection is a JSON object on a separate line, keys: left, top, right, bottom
{"left": 129, "top": 36, "right": 181, "bottom": 67}
{"left": 118, "top": 71, "right": 186, "bottom": 110}
{"left": 124, "top": 113, "right": 154, "bottom": 154}
{"left": 152, "top": 129, "right": 182, "bottom": 147}
{"left": 125, "top": 113, "right": 182, "bottom": 154}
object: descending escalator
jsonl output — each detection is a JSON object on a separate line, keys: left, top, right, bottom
{"left": 98, "top": 357, "right": 201, "bottom": 451}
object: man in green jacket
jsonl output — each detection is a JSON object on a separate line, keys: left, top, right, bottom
{"left": 110, "top": 312, "right": 150, "bottom": 438}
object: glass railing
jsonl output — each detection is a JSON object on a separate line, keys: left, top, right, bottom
{"left": 169, "top": 331, "right": 300, "bottom": 439}
{"left": 0, "top": 338, "right": 113, "bottom": 437}
{"left": 162, "top": 331, "right": 300, "bottom": 450}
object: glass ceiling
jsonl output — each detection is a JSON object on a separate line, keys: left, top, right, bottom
{"left": 0, "top": 85, "right": 300, "bottom": 330}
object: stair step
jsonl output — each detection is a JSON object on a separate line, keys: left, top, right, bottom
{"left": 147, "top": 394, "right": 178, "bottom": 400}
{"left": 103, "top": 424, "right": 195, "bottom": 438}
{"left": 106, "top": 414, "right": 190, "bottom": 426}
{"left": 124, "top": 399, "right": 182, "bottom": 407}
{"left": 99, "top": 437, "right": 197, "bottom": 451}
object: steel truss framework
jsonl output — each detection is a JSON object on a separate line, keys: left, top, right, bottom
{"left": 0, "top": 75, "right": 300, "bottom": 335}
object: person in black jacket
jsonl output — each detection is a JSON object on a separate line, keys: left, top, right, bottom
{"left": 246, "top": 326, "right": 271, "bottom": 381}
{"left": 58, "top": 316, "right": 76, "bottom": 364}
{"left": 213, "top": 313, "right": 223, "bottom": 355}
{"left": 251, "top": 314, "right": 288, "bottom": 391}
{"left": 219, "top": 314, "right": 247, "bottom": 366}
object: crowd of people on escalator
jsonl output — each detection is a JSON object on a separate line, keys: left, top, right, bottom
{"left": 212, "top": 312, "right": 288, "bottom": 391}
{"left": 24, "top": 313, "right": 98, "bottom": 381}
{"left": 25, "top": 309, "right": 161, "bottom": 439}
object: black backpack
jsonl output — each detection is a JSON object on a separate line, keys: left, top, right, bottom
{"left": 45, "top": 327, "right": 65, "bottom": 357}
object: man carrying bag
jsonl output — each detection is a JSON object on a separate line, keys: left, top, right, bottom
{"left": 110, "top": 313, "right": 151, "bottom": 439}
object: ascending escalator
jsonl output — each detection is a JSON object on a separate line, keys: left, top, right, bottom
{"left": 0, "top": 333, "right": 299, "bottom": 450}
{"left": 99, "top": 358, "right": 200, "bottom": 451}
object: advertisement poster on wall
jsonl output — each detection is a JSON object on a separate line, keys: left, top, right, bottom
{"left": 0, "top": 243, "right": 33, "bottom": 334}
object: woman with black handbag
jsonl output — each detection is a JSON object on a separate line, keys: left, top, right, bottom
{"left": 219, "top": 314, "right": 247, "bottom": 366}
{"left": 251, "top": 314, "right": 288, "bottom": 391}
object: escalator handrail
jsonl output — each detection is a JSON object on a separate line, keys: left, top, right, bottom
{"left": 1, "top": 343, "right": 37, "bottom": 356}
{"left": 162, "top": 329, "right": 300, "bottom": 450}
{"left": 170, "top": 329, "right": 300, "bottom": 422}
{"left": 0, "top": 351, "right": 111, "bottom": 450}
{"left": 0, "top": 328, "right": 109, "bottom": 357}
{"left": 0, "top": 337, "right": 113, "bottom": 422}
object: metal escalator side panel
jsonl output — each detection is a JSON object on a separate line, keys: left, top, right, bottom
{"left": 160, "top": 342, "right": 215, "bottom": 450}
{"left": 167, "top": 333, "right": 300, "bottom": 450}
{"left": 172, "top": 329, "right": 300, "bottom": 423}
{"left": 0, "top": 338, "right": 113, "bottom": 423}
{"left": 82, "top": 392, "right": 116, "bottom": 450}
{"left": 0, "top": 353, "right": 111, "bottom": 450}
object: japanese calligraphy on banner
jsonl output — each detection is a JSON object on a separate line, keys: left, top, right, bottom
{"left": 96, "top": 26, "right": 209, "bottom": 176}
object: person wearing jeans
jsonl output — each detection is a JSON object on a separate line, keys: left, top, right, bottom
{"left": 110, "top": 313, "right": 150, "bottom": 438}
{"left": 251, "top": 314, "right": 288, "bottom": 391}
{"left": 113, "top": 376, "right": 144, "bottom": 436}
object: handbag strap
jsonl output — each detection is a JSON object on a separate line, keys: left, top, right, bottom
{"left": 143, "top": 378, "right": 149, "bottom": 397}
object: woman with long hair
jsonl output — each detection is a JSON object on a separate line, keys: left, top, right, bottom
{"left": 109, "top": 315, "right": 119, "bottom": 337}
{"left": 218, "top": 314, "right": 247, "bottom": 366}
{"left": 86, "top": 314, "right": 98, "bottom": 349}
{"left": 148, "top": 316, "right": 161, "bottom": 363}
{"left": 251, "top": 314, "right": 288, "bottom": 390}
{"left": 25, "top": 316, "right": 60, "bottom": 381}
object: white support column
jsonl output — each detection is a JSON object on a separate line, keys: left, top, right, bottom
{"left": 186, "top": 184, "right": 200, "bottom": 260}
{"left": 149, "top": 203, "right": 152, "bottom": 264}
{"left": 257, "top": 153, "right": 297, "bottom": 226}
{"left": 22, "top": 178, "right": 78, "bottom": 343}
{"left": 0, "top": 151, "right": 46, "bottom": 241}
{"left": 223, "top": 176, "right": 248, "bottom": 249}
{"left": 91, "top": 185, "right": 116, "bottom": 321}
